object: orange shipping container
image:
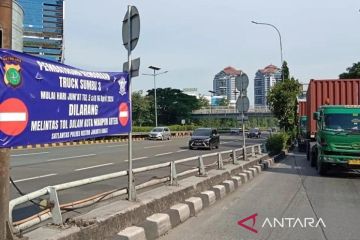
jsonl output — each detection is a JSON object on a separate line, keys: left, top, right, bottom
{"left": 298, "top": 100, "right": 307, "bottom": 117}
{"left": 306, "top": 79, "right": 360, "bottom": 137}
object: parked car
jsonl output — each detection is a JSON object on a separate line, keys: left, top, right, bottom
{"left": 189, "top": 128, "right": 220, "bottom": 150}
{"left": 148, "top": 127, "right": 171, "bottom": 140}
{"left": 247, "top": 128, "right": 261, "bottom": 138}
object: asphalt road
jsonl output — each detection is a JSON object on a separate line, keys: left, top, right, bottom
{"left": 10, "top": 133, "right": 267, "bottom": 222}
{"left": 160, "top": 151, "right": 360, "bottom": 240}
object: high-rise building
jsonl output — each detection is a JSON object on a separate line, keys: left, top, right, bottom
{"left": 254, "top": 64, "right": 282, "bottom": 108}
{"left": 18, "top": 0, "right": 64, "bottom": 62}
{"left": 212, "top": 66, "right": 243, "bottom": 105}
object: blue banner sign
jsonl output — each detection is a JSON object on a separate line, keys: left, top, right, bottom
{"left": 0, "top": 49, "right": 130, "bottom": 147}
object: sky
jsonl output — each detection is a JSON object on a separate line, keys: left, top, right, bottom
{"left": 64, "top": 0, "right": 360, "bottom": 105}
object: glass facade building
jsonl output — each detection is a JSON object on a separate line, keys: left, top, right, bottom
{"left": 254, "top": 65, "right": 282, "bottom": 108}
{"left": 17, "top": 0, "right": 64, "bottom": 62}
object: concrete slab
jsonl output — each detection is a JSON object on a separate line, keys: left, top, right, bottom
{"left": 199, "top": 191, "right": 216, "bottom": 207}
{"left": 142, "top": 213, "right": 171, "bottom": 240}
{"left": 185, "top": 197, "right": 203, "bottom": 216}
{"left": 113, "top": 226, "right": 146, "bottom": 240}
{"left": 230, "top": 176, "right": 241, "bottom": 188}
{"left": 211, "top": 185, "right": 226, "bottom": 200}
{"left": 237, "top": 173, "right": 248, "bottom": 183}
{"left": 167, "top": 203, "right": 190, "bottom": 227}
{"left": 222, "top": 180, "right": 235, "bottom": 193}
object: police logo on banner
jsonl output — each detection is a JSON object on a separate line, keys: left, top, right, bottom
{"left": 3, "top": 56, "right": 22, "bottom": 88}
{"left": 118, "top": 77, "right": 127, "bottom": 96}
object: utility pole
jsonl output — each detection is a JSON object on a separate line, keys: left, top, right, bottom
{"left": 0, "top": 1, "right": 13, "bottom": 239}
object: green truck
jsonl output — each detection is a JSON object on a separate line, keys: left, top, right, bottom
{"left": 310, "top": 105, "right": 360, "bottom": 175}
{"left": 305, "top": 79, "right": 360, "bottom": 175}
{"left": 297, "top": 115, "right": 308, "bottom": 152}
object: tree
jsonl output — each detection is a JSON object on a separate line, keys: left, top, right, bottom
{"left": 282, "top": 61, "right": 289, "bottom": 80}
{"left": 197, "top": 95, "right": 210, "bottom": 108}
{"left": 132, "top": 91, "right": 152, "bottom": 126}
{"left": 147, "top": 88, "right": 201, "bottom": 125}
{"left": 339, "top": 62, "right": 360, "bottom": 79}
{"left": 267, "top": 77, "right": 301, "bottom": 132}
{"left": 218, "top": 98, "right": 230, "bottom": 106}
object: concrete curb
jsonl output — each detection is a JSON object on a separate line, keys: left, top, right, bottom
{"left": 24, "top": 154, "right": 273, "bottom": 240}
{"left": 111, "top": 155, "right": 276, "bottom": 240}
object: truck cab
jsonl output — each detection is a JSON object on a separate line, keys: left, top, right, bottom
{"left": 312, "top": 105, "right": 360, "bottom": 175}
{"left": 297, "top": 115, "right": 308, "bottom": 152}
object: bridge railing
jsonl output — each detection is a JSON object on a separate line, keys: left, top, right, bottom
{"left": 9, "top": 144, "right": 264, "bottom": 233}
{"left": 192, "top": 106, "right": 271, "bottom": 114}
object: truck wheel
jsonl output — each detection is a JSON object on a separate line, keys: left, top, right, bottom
{"left": 310, "top": 148, "right": 316, "bottom": 167}
{"left": 317, "top": 152, "right": 328, "bottom": 176}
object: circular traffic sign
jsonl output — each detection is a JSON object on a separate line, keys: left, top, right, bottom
{"left": 119, "top": 102, "right": 130, "bottom": 126}
{"left": 0, "top": 98, "right": 28, "bottom": 136}
{"left": 122, "top": 6, "right": 140, "bottom": 51}
{"left": 236, "top": 96, "right": 250, "bottom": 113}
{"left": 235, "top": 73, "right": 249, "bottom": 92}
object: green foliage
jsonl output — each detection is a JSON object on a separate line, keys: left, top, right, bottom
{"left": 132, "top": 125, "right": 196, "bottom": 132}
{"left": 282, "top": 61, "right": 289, "bottom": 80}
{"left": 218, "top": 98, "right": 230, "bottom": 106}
{"left": 267, "top": 77, "right": 301, "bottom": 133}
{"left": 197, "top": 95, "right": 210, "bottom": 108}
{"left": 132, "top": 91, "right": 152, "bottom": 126}
{"left": 339, "top": 62, "right": 360, "bottom": 79}
{"left": 147, "top": 88, "right": 201, "bottom": 125}
{"left": 266, "top": 132, "right": 289, "bottom": 155}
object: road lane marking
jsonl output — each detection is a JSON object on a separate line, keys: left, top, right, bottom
{"left": 74, "top": 163, "right": 114, "bottom": 171}
{"left": 46, "top": 154, "right": 96, "bottom": 162}
{"left": 11, "top": 152, "right": 49, "bottom": 157}
{"left": 13, "top": 173, "right": 57, "bottom": 183}
{"left": 106, "top": 144, "right": 128, "bottom": 148}
{"left": 144, "top": 145, "right": 165, "bottom": 149}
{"left": 176, "top": 149, "right": 188, "bottom": 152}
{"left": 155, "top": 152, "right": 173, "bottom": 156}
{"left": 124, "top": 156, "right": 149, "bottom": 162}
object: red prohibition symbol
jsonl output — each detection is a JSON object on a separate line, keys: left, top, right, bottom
{"left": 119, "top": 102, "right": 129, "bottom": 127}
{"left": 0, "top": 98, "right": 28, "bottom": 136}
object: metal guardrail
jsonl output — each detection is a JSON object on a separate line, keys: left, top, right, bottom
{"left": 192, "top": 106, "right": 271, "bottom": 114}
{"left": 9, "top": 144, "right": 263, "bottom": 233}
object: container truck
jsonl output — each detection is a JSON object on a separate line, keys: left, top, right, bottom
{"left": 297, "top": 99, "right": 307, "bottom": 152}
{"left": 306, "top": 79, "right": 360, "bottom": 175}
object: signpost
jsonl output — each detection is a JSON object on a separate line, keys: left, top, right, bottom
{"left": 235, "top": 73, "right": 249, "bottom": 160}
{"left": 122, "top": 5, "right": 140, "bottom": 201}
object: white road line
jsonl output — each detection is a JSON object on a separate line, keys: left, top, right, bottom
{"left": 221, "top": 142, "right": 228, "bottom": 144}
{"left": 46, "top": 154, "right": 96, "bottom": 162}
{"left": 13, "top": 173, "right": 57, "bottom": 183}
{"left": 144, "top": 145, "right": 165, "bottom": 149}
{"left": 106, "top": 144, "right": 128, "bottom": 148}
{"left": 11, "top": 152, "right": 49, "bottom": 157}
{"left": 74, "top": 163, "right": 114, "bottom": 172}
{"left": 124, "top": 156, "right": 149, "bottom": 162}
{"left": 155, "top": 152, "right": 173, "bottom": 156}
{"left": 176, "top": 149, "right": 188, "bottom": 153}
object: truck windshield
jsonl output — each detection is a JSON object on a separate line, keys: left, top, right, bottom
{"left": 300, "top": 118, "right": 307, "bottom": 129}
{"left": 324, "top": 114, "right": 360, "bottom": 131}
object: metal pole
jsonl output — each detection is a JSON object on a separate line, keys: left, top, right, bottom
{"left": 154, "top": 69, "right": 158, "bottom": 127}
{"left": 127, "top": 5, "right": 136, "bottom": 201}
{"left": 0, "top": 1, "right": 12, "bottom": 238}
{"left": 241, "top": 87, "right": 246, "bottom": 161}
{"left": 0, "top": 149, "right": 10, "bottom": 240}
{"left": 251, "top": 21, "right": 284, "bottom": 80}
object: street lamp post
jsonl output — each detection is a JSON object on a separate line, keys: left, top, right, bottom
{"left": 251, "top": 21, "right": 284, "bottom": 80}
{"left": 208, "top": 90, "right": 215, "bottom": 127}
{"left": 143, "top": 66, "right": 168, "bottom": 127}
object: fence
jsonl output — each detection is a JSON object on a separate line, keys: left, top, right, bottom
{"left": 9, "top": 144, "right": 263, "bottom": 233}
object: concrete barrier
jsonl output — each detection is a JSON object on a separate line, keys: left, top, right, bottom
{"left": 230, "top": 176, "right": 241, "bottom": 188}
{"left": 114, "top": 226, "right": 146, "bottom": 240}
{"left": 24, "top": 153, "right": 272, "bottom": 240}
{"left": 199, "top": 191, "right": 216, "bottom": 207}
{"left": 142, "top": 213, "right": 171, "bottom": 240}
{"left": 184, "top": 197, "right": 203, "bottom": 216}
{"left": 167, "top": 204, "right": 190, "bottom": 227}
{"left": 222, "top": 180, "right": 235, "bottom": 193}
